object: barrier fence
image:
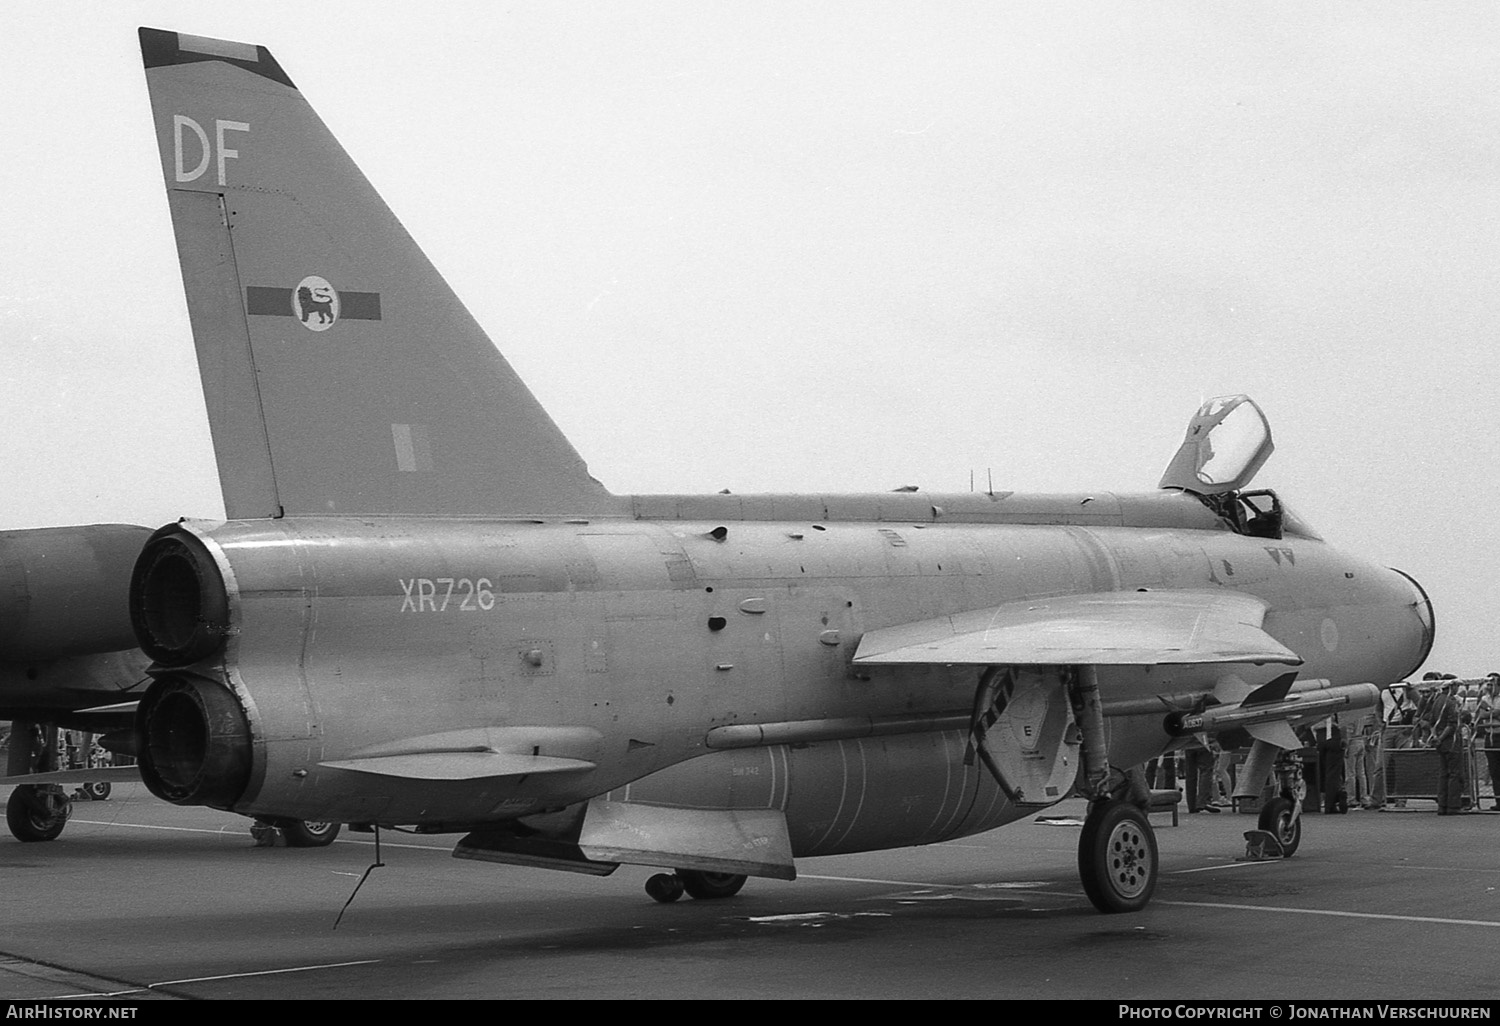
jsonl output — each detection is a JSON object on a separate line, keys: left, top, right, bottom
{"left": 1382, "top": 728, "right": 1496, "bottom": 807}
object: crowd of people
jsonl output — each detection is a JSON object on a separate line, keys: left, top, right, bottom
{"left": 1150, "top": 672, "right": 1500, "bottom": 816}
{"left": 1381, "top": 671, "right": 1500, "bottom": 814}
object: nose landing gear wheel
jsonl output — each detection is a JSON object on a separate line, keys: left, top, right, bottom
{"left": 1257, "top": 796, "right": 1301, "bottom": 856}
{"left": 1078, "top": 799, "right": 1157, "bottom": 913}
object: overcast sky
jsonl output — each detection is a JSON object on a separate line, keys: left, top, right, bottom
{"left": 2, "top": 2, "right": 1495, "bottom": 675}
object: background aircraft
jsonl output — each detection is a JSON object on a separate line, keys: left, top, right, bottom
{"left": 120, "top": 28, "right": 1431, "bottom": 913}
{"left": 0, "top": 523, "right": 338, "bottom": 847}
{"left": 0, "top": 523, "right": 149, "bottom": 841}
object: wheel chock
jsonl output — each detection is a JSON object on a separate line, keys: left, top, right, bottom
{"left": 1241, "top": 828, "right": 1285, "bottom": 861}
{"left": 250, "top": 820, "right": 288, "bottom": 847}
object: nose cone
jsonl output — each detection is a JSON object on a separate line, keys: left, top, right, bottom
{"left": 1387, "top": 567, "right": 1435, "bottom": 680}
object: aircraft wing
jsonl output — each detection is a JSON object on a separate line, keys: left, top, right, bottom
{"left": 0, "top": 764, "right": 143, "bottom": 787}
{"left": 852, "top": 590, "right": 1302, "bottom": 667}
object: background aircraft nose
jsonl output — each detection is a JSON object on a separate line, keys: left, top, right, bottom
{"left": 1388, "top": 567, "right": 1435, "bottom": 678}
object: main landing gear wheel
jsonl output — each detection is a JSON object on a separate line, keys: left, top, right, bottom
{"left": 251, "top": 818, "right": 343, "bottom": 847}
{"left": 282, "top": 820, "right": 342, "bottom": 847}
{"left": 1257, "top": 796, "right": 1302, "bottom": 857}
{"left": 78, "top": 782, "right": 112, "bottom": 802}
{"left": 644, "top": 870, "right": 749, "bottom": 902}
{"left": 1078, "top": 799, "right": 1158, "bottom": 914}
{"left": 646, "top": 873, "right": 685, "bottom": 903}
{"left": 6, "top": 786, "right": 70, "bottom": 843}
{"left": 678, "top": 870, "right": 748, "bottom": 900}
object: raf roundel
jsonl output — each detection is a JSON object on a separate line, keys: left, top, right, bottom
{"left": 292, "top": 275, "right": 340, "bottom": 331}
{"left": 1320, "top": 617, "right": 1340, "bottom": 653}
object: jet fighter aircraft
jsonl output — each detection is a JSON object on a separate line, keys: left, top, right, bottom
{"left": 125, "top": 28, "right": 1433, "bottom": 912}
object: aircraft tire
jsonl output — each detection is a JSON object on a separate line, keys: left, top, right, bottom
{"left": 282, "top": 820, "right": 342, "bottom": 847}
{"left": 1257, "top": 796, "right": 1301, "bottom": 856}
{"left": 83, "top": 782, "right": 112, "bottom": 802}
{"left": 1078, "top": 799, "right": 1157, "bottom": 914}
{"left": 6, "top": 786, "right": 69, "bottom": 843}
{"left": 646, "top": 873, "right": 685, "bottom": 903}
{"left": 678, "top": 870, "right": 748, "bottom": 900}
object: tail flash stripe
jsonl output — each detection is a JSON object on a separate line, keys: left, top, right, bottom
{"left": 243, "top": 287, "right": 287, "bottom": 316}
{"left": 245, "top": 287, "right": 382, "bottom": 321}
{"left": 340, "top": 293, "right": 382, "bottom": 320}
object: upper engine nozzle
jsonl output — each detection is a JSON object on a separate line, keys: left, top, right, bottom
{"left": 130, "top": 527, "right": 231, "bottom": 666}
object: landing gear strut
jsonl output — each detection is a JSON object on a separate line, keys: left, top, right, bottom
{"left": 1242, "top": 743, "right": 1304, "bottom": 859}
{"left": 645, "top": 869, "right": 749, "bottom": 903}
{"left": 1236, "top": 738, "right": 1308, "bottom": 858}
{"left": 1068, "top": 666, "right": 1159, "bottom": 913}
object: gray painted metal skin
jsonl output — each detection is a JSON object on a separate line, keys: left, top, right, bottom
{"left": 0, "top": 525, "right": 150, "bottom": 847}
{"left": 142, "top": 496, "right": 1427, "bottom": 854}
{"left": 129, "top": 29, "right": 1433, "bottom": 894}
{"left": 0, "top": 524, "right": 151, "bottom": 722}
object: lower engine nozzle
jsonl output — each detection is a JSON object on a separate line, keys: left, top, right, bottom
{"left": 135, "top": 673, "right": 252, "bottom": 808}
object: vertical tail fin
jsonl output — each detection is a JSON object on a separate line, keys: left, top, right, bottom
{"left": 139, "top": 28, "right": 619, "bottom": 518}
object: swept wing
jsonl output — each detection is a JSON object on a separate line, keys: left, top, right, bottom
{"left": 852, "top": 589, "right": 1302, "bottom": 668}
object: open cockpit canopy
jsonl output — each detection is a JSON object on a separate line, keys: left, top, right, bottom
{"left": 1158, "top": 395, "right": 1318, "bottom": 540}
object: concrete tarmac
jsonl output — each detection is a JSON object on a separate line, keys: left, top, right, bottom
{"left": 0, "top": 785, "right": 1496, "bottom": 1000}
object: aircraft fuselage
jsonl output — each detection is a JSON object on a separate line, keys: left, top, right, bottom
{"left": 132, "top": 488, "right": 1430, "bottom": 858}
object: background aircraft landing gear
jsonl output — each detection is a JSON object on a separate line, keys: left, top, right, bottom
{"left": 6, "top": 721, "right": 71, "bottom": 842}
{"left": 645, "top": 870, "right": 749, "bottom": 903}
{"left": 6, "top": 785, "right": 70, "bottom": 842}
{"left": 1078, "top": 799, "right": 1158, "bottom": 914}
